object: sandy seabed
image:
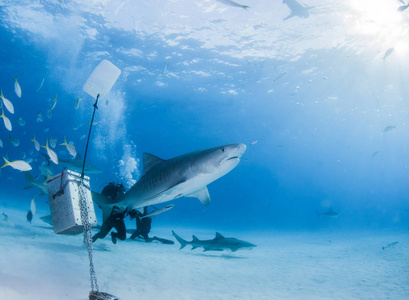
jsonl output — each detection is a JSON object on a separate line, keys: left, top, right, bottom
{"left": 0, "top": 206, "right": 408, "bottom": 300}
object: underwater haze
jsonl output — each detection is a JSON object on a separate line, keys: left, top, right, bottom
{"left": 1, "top": 1, "right": 409, "bottom": 299}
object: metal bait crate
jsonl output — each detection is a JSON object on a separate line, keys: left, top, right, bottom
{"left": 46, "top": 170, "right": 97, "bottom": 235}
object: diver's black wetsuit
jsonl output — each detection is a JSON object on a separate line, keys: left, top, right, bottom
{"left": 129, "top": 208, "right": 173, "bottom": 244}
{"left": 130, "top": 211, "right": 152, "bottom": 241}
{"left": 92, "top": 206, "right": 127, "bottom": 244}
{"left": 92, "top": 182, "right": 127, "bottom": 244}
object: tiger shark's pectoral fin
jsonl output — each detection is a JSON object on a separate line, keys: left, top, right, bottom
{"left": 91, "top": 191, "right": 117, "bottom": 208}
{"left": 91, "top": 191, "right": 123, "bottom": 222}
{"left": 187, "top": 187, "right": 211, "bottom": 206}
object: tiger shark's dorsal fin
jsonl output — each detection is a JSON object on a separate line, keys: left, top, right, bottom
{"left": 142, "top": 153, "right": 164, "bottom": 175}
{"left": 215, "top": 232, "right": 224, "bottom": 239}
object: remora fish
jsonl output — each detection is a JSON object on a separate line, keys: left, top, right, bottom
{"left": 172, "top": 231, "right": 256, "bottom": 252}
{"left": 316, "top": 208, "right": 340, "bottom": 217}
{"left": 92, "top": 144, "right": 246, "bottom": 221}
{"left": 282, "top": 0, "right": 313, "bottom": 20}
{"left": 140, "top": 204, "right": 175, "bottom": 219}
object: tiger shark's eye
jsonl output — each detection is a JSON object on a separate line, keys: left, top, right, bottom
{"left": 222, "top": 148, "right": 225, "bottom": 152}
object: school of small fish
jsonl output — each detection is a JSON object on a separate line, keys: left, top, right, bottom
{"left": 0, "top": 75, "right": 80, "bottom": 180}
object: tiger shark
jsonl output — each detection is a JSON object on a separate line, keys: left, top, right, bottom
{"left": 92, "top": 143, "right": 246, "bottom": 221}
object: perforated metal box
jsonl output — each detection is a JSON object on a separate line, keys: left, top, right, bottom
{"left": 46, "top": 170, "right": 97, "bottom": 235}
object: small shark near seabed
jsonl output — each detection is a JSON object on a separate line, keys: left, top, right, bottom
{"left": 92, "top": 144, "right": 246, "bottom": 221}
{"left": 282, "top": 0, "right": 314, "bottom": 20}
{"left": 172, "top": 231, "right": 256, "bottom": 252}
{"left": 316, "top": 208, "right": 340, "bottom": 217}
{"left": 382, "top": 242, "right": 399, "bottom": 250}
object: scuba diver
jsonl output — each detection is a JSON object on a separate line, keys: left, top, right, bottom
{"left": 92, "top": 182, "right": 127, "bottom": 244}
{"left": 129, "top": 207, "right": 174, "bottom": 244}
{"left": 100, "top": 181, "right": 126, "bottom": 201}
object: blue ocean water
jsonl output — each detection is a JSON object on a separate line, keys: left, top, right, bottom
{"left": 2, "top": 2, "right": 409, "bottom": 299}
{"left": 1, "top": 0, "right": 409, "bottom": 234}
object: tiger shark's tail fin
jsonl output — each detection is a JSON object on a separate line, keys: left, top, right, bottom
{"left": 172, "top": 230, "right": 188, "bottom": 250}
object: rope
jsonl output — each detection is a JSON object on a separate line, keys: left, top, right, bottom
{"left": 81, "top": 94, "right": 100, "bottom": 180}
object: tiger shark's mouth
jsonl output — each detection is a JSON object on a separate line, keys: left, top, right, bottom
{"left": 227, "top": 156, "right": 240, "bottom": 161}
{"left": 219, "top": 155, "right": 240, "bottom": 166}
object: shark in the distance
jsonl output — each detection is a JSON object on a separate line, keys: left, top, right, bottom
{"left": 92, "top": 143, "right": 246, "bottom": 220}
{"left": 316, "top": 208, "right": 340, "bottom": 217}
{"left": 41, "top": 152, "right": 102, "bottom": 174}
{"left": 23, "top": 172, "right": 48, "bottom": 194}
{"left": 25, "top": 153, "right": 101, "bottom": 194}
{"left": 59, "top": 153, "right": 102, "bottom": 174}
{"left": 172, "top": 231, "right": 256, "bottom": 252}
{"left": 282, "top": 0, "right": 313, "bottom": 21}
